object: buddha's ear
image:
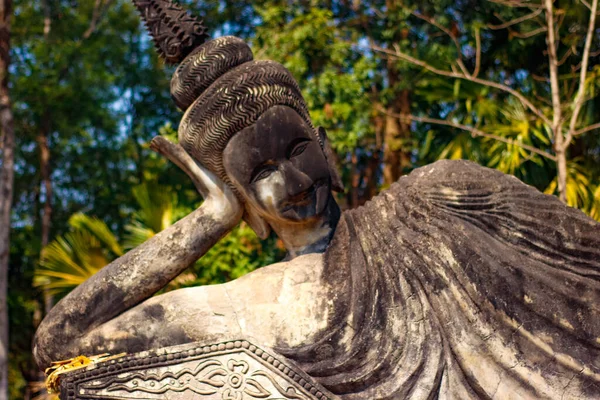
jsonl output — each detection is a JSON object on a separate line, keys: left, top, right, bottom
{"left": 243, "top": 205, "right": 271, "bottom": 240}
{"left": 317, "top": 126, "right": 344, "bottom": 193}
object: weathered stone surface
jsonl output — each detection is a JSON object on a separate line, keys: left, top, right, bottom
{"left": 276, "top": 159, "right": 600, "bottom": 399}
{"left": 58, "top": 339, "right": 336, "bottom": 399}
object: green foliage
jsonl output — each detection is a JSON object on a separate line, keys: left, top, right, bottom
{"left": 122, "top": 183, "right": 178, "bottom": 249}
{"left": 191, "top": 224, "right": 284, "bottom": 286}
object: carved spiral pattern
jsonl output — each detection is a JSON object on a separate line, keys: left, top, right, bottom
{"left": 170, "top": 36, "right": 254, "bottom": 111}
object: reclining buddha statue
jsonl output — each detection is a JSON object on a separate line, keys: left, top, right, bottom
{"left": 33, "top": 1, "right": 600, "bottom": 399}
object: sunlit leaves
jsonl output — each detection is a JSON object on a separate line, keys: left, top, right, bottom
{"left": 69, "top": 213, "right": 124, "bottom": 257}
{"left": 545, "top": 160, "right": 599, "bottom": 219}
{"left": 438, "top": 131, "right": 480, "bottom": 161}
{"left": 590, "top": 185, "right": 600, "bottom": 221}
{"left": 485, "top": 102, "right": 551, "bottom": 176}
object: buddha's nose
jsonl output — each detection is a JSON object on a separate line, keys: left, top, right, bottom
{"left": 281, "top": 162, "right": 313, "bottom": 198}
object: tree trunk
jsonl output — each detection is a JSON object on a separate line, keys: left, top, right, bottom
{"left": 383, "top": 84, "right": 411, "bottom": 185}
{"left": 349, "top": 150, "right": 360, "bottom": 209}
{"left": 38, "top": 123, "right": 52, "bottom": 249}
{"left": 0, "top": 0, "right": 14, "bottom": 397}
{"left": 362, "top": 149, "right": 380, "bottom": 205}
{"left": 37, "top": 121, "right": 55, "bottom": 313}
{"left": 382, "top": 0, "right": 412, "bottom": 186}
{"left": 555, "top": 133, "right": 568, "bottom": 203}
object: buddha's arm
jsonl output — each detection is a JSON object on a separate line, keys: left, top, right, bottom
{"left": 33, "top": 140, "right": 243, "bottom": 370}
{"left": 33, "top": 198, "right": 241, "bottom": 369}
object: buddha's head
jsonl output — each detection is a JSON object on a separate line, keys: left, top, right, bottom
{"left": 168, "top": 36, "right": 343, "bottom": 240}
{"left": 223, "top": 105, "right": 340, "bottom": 225}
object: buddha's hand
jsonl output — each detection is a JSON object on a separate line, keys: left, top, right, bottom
{"left": 150, "top": 136, "right": 243, "bottom": 229}
{"left": 195, "top": 161, "right": 243, "bottom": 228}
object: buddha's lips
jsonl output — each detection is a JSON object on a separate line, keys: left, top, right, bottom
{"left": 281, "top": 180, "right": 326, "bottom": 212}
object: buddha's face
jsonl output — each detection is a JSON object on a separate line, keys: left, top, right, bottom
{"left": 223, "top": 106, "right": 332, "bottom": 223}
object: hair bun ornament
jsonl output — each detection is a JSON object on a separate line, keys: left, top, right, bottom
{"left": 132, "top": 0, "right": 209, "bottom": 64}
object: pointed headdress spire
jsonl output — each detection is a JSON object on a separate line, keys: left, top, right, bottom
{"left": 132, "top": 0, "right": 209, "bottom": 64}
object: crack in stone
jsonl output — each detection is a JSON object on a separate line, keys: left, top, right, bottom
{"left": 222, "top": 285, "right": 243, "bottom": 336}
{"left": 561, "top": 368, "right": 584, "bottom": 400}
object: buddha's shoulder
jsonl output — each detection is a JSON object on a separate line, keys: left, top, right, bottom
{"left": 344, "top": 160, "right": 598, "bottom": 238}
{"left": 360, "top": 159, "right": 547, "bottom": 208}
{"left": 394, "top": 159, "right": 528, "bottom": 194}
{"left": 343, "top": 159, "right": 594, "bottom": 229}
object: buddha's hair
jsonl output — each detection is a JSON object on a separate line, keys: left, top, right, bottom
{"left": 133, "top": 0, "right": 315, "bottom": 186}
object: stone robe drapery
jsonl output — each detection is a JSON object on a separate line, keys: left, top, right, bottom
{"left": 278, "top": 160, "right": 600, "bottom": 399}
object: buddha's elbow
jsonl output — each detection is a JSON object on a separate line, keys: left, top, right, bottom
{"left": 32, "top": 317, "right": 64, "bottom": 371}
{"left": 33, "top": 327, "right": 51, "bottom": 371}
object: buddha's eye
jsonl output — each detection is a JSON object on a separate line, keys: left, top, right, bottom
{"left": 288, "top": 138, "right": 311, "bottom": 159}
{"left": 251, "top": 165, "right": 277, "bottom": 183}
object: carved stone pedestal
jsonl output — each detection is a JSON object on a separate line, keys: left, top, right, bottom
{"left": 58, "top": 340, "right": 336, "bottom": 400}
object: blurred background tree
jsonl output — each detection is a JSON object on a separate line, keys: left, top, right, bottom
{"left": 2, "top": 0, "right": 598, "bottom": 398}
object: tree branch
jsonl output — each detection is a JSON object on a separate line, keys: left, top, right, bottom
{"left": 412, "top": 11, "right": 459, "bottom": 48}
{"left": 580, "top": 0, "right": 600, "bottom": 14}
{"left": 508, "top": 26, "right": 547, "bottom": 38}
{"left": 487, "top": 0, "right": 543, "bottom": 9}
{"left": 544, "top": 0, "right": 563, "bottom": 135}
{"left": 488, "top": 8, "right": 543, "bottom": 29}
{"left": 557, "top": 48, "right": 573, "bottom": 66}
{"left": 83, "top": 0, "right": 114, "bottom": 39}
{"left": 372, "top": 44, "right": 551, "bottom": 126}
{"left": 410, "top": 11, "right": 470, "bottom": 75}
{"left": 564, "top": 0, "right": 598, "bottom": 148}
{"left": 532, "top": 73, "right": 549, "bottom": 82}
{"left": 544, "top": 0, "right": 569, "bottom": 202}
{"left": 42, "top": 0, "right": 51, "bottom": 38}
{"left": 473, "top": 27, "right": 481, "bottom": 78}
{"left": 573, "top": 122, "right": 600, "bottom": 136}
{"left": 379, "top": 108, "right": 557, "bottom": 161}
{"left": 83, "top": 0, "right": 102, "bottom": 39}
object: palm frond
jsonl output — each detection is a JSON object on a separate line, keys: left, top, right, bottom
{"left": 131, "top": 183, "right": 175, "bottom": 233}
{"left": 35, "top": 222, "right": 113, "bottom": 297}
{"left": 123, "top": 220, "right": 156, "bottom": 250}
{"left": 438, "top": 131, "right": 479, "bottom": 161}
{"left": 68, "top": 213, "right": 123, "bottom": 256}
{"left": 590, "top": 185, "right": 600, "bottom": 221}
{"left": 484, "top": 102, "right": 551, "bottom": 176}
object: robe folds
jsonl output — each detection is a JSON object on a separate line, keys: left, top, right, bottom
{"left": 280, "top": 160, "right": 600, "bottom": 400}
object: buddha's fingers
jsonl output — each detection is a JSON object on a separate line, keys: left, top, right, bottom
{"left": 150, "top": 136, "right": 210, "bottom": 198}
